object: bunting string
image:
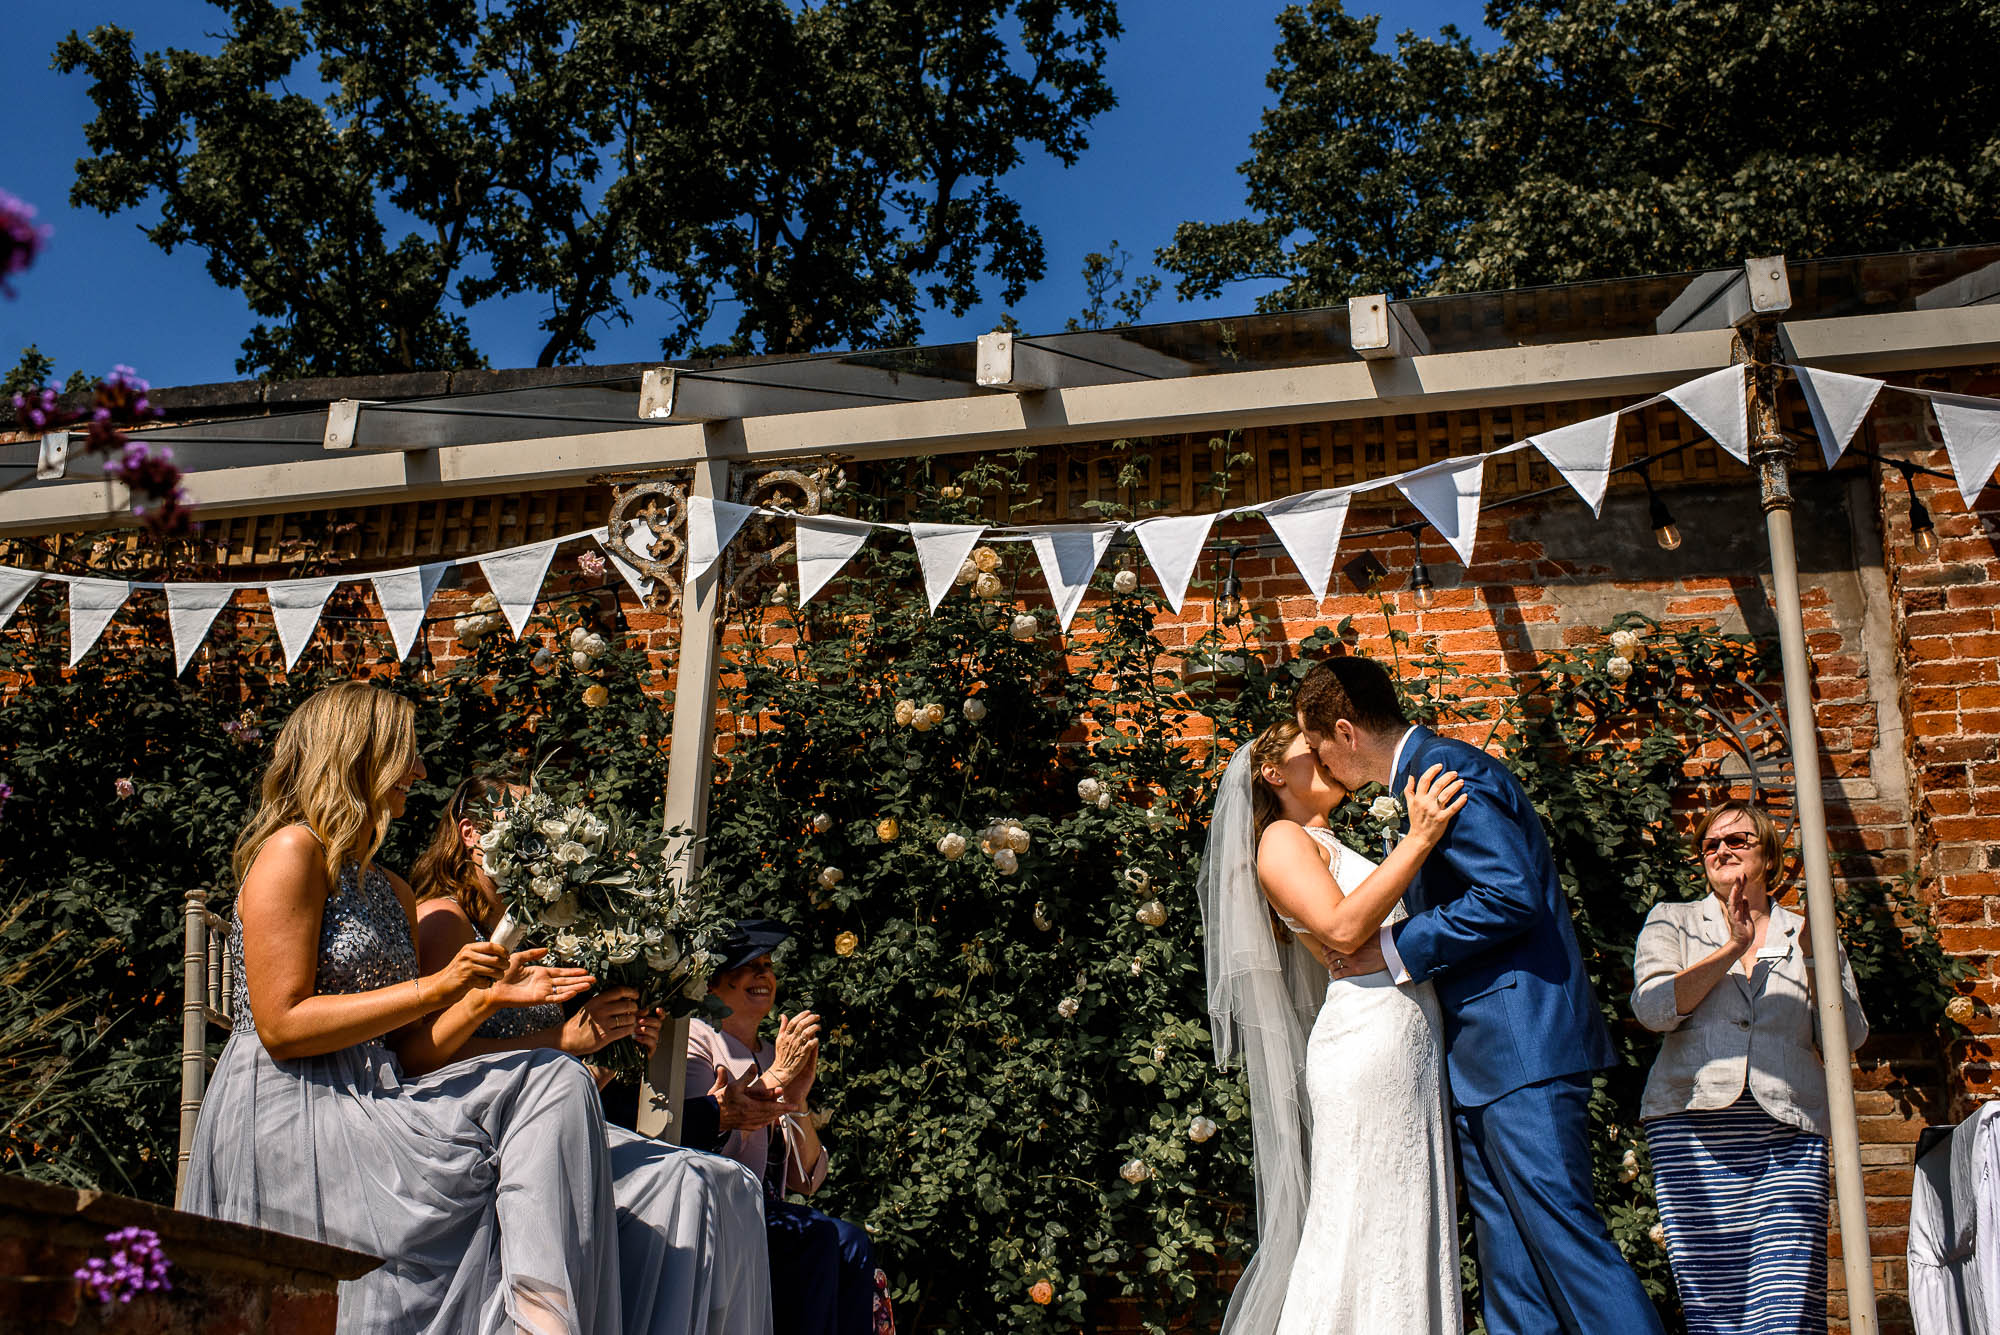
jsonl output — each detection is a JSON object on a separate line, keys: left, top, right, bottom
{"left": 1, "top": 365, "right": 1993, "bottom": 667}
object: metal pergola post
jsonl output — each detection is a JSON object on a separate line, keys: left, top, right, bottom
{"left": 1747, "top": 318, "right": 1880, "bottom": 1333}
{"left": 637, "top": 453, "right": 732, "bottom": 1140}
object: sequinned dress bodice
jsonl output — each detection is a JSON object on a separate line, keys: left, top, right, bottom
{"left": 229, "top": 861, "right": 417, "bottom": 1036}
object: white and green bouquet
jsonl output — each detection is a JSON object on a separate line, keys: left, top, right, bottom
{"left": 479, "top": 781, "right": 728, "bottom": 1077}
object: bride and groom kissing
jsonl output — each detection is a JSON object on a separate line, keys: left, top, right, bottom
{"left": 1199, "top": 655, "right": 1663, "bottom": 1335}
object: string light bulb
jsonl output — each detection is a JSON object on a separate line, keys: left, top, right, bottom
{"left": 1407, "top": 528, "right": 1435, "bottom": 609}
{"left": 1899, "top": 465, "right": 1939, "bottom": 555}
{"left": 1641, "top": 470, "right": 1682, "bottom": 551}
{"left": 1218, "top": 545, "right": 1245, "bottom": 624}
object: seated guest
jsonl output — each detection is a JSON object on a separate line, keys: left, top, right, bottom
{"left": 412, "top": 773, "right": 776, "bottom": 1335}
{"left": 1631, "top": 800, "right": 1869, "bottom": 1335}
{"left": 683, "top": 922, "right": 883, "bottom": 1335}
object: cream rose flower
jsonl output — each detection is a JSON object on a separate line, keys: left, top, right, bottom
{"left": 1606, "top": 655, "right": 1633, "bottom": 681}
{"left": 937, "top": 832, "right": 967, "bottom": 860}
{"left": 1188, "top": 1115, "right": 1218, "bottom": 1143}
{"left": 581, "top": 684, "right": 609, "bottom": 707}
{"left": 972, "top": 546, "right": 1001, "bottom": 573}
{"left": 1369, "top": 795, "right": 1403, "bottom": 823}
{"left": 962, "top": 698, "right": 987, "bottom": 722}
{"left": 1135, "top": 900, "right": 1167, "bottom": 927}
{"left": 992, "top": 848, "right": 1019, "bottom": 875}
{"left": 894, "top": 699, "right": 917, "bottom": 727}
{"left": 1112, "top": 569, "right": 1139, "bottom": 595}
{"left": 974, "top": 571, "right": 1004, "bottom": 600}
{"left": 1009, "top": 613, "right": 1039, "bottom": 641}
{"left": 818, "top": 866, "right": 845, "bottom": 889}
{"left": 834, "top": 930, "right": 859, "bottom": 957}
{"left": 1056, "top": 996, "right": 1079, "bottom": 1019}
{"left": 1119, "top": 1159, "right": 1151, "bottom": 1184}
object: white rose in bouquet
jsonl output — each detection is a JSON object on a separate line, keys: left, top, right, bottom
{"left": 599, "top": 928, "right": 643, "bottom": 965}
{"left": 478, "top": 825, "right": 507, "bottom": 852}
{"left": 645, "top": 938, "right": 682, "bottom": 972}
{"left": 537, "top": 817, "right": 571, "bottom": 841}
{"left": 554, "top": 928, "right": 585, "bottom": 957}
{"left": 531, "top": 874, "right": 566, "bottom": 902}
{"left": 555, "top": 840, "right": 591, "bottom": 865}
{"left": 541, "top": 895, "right": 583, "bottom": 928}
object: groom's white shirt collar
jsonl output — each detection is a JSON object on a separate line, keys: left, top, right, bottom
{"left": 1376, "top": 724, "right": 1424, "bottom": 985}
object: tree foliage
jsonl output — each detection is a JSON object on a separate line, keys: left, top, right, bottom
{"left": 1161, "top": 0, "right": 2000, "bottom": 309}
{"left": 55, "top": 0, "right": 1121, "bottom": 377}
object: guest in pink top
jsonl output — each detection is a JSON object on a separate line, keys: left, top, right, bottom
{"left": 682, "top": 921, "right": 883, "bottom": 1335}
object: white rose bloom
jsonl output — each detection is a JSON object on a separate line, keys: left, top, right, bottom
{"left": 583, "top": 634, "right": 609, "bottom": 657}
{"left": 553, "top": 929, "right": 584, "bottom": 957}
{"left": 555, "top": 840, "right": 591, "bottom": 864}
{"left": 894, "top": 699, "right": 917, "bottom": 727}
{"left": 955, "top": 559, "right": 979, "bottom": 586}
{"left": 1135, "top": 900, "right": 1167, "bottom": 927}
{"left": 992, "top": 848, "right": 1019, "bottom": 875}
{"left": 1610, "top": 629, "right": 1642, "bottom": 658}
{"left": 537, "top": 817, "right": 571, "bottom": 841}
{"left": 1009, "top": 613, "right": 1039, "bottom": 640}
{"left": 645, "top": 945, "right": 678, "bottom": 972}
{"left": 570, "top": 627, "right": 589, "bottom": 649}
{"left": 572, "top": 650, "right": 594, "bottom": 671}
{"left": 818, "top": 866, "right": 845, "bottom": 889}
{"left": 1123, "top": 868, "right": 1150, "bottom": 892}
{"left": 1005, "top": 824, "right": 1031, "bottom": 854}
{"left": 531, "top": 875, "right": 566, "bottom": 902}
{"left": 923, "top": 703, "right": 946, "bottom": 727}
{"left": 1112, "top": 569, "right": 1139, "bottom": 594}
{"left": 911, "top": 710, "right": 934, "bottom": 733}
{"left": 811, "top": 813, "right": 834, "bottom": 834}
{"left": 1119, "top": 1159, "right": 1152, "bottom": 1185}
{"left": 1056, "top": 996, "right": 1079, "bottom": 1019}
{"left": 478, "top": 826, "right": 506, "bottom": 852}
{"left": 1077, "top": 777, "right": 1102, "bottom": 803}
{"left": 937, "top": 832, "right": 968, "bottom": 860}
{"left": 1606, "top": 655, "right": 1633, "bottom": 681}
{"left": 602, "top": 930, "right": 642, "bottom": 965}
{"left": 974, "top": 571, "right": 1004, "bottom": 600}
{"left": 541, "top": 895, "right": 582, "bottom": 928}
{"left": 1188, "top": 1116, "right": 1218, "bottom": 1143}
{"left": 962, "top": 698, "right": 987, "bottom": 722}
{"left": 1369, "top": 795, "right": 1403, "bottom": 823}
{"left": 1095, "top": 791, "right": 1112, "bottom": 810}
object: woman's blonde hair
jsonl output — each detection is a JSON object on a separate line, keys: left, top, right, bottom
{"left": 1248, "top": 719, "right": 1303, "bottom": 842}
{"left": 232, "top": 682, "right": 418, "bottom": 893}
{"left": 411, "top": 772, "right": 521, "bottom": 922}
{"left": 1693, "top": 799, "right": 1787, "bottom": 893}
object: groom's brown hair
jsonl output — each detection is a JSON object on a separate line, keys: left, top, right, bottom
{"left": 1296, "top": 655, "right": 1407, "bottom": 736}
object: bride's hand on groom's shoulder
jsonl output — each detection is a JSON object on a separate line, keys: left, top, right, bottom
{"left": 1404, "top": 765, "right": 1469, "bottom": 846}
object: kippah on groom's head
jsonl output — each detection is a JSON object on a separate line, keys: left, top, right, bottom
{"left": 1295, "top": 655, "right": 1407, "bottom": 737}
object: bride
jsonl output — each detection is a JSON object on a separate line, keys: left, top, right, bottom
{"left": 1199, "top": 719, "right": 1467, "bottom": 1335}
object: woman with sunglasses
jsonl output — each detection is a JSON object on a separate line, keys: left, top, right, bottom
{"left": 1630, "top": 800, "right": 1869, "bottom": 1335}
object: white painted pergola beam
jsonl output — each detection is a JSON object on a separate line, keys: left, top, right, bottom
{"left": 8, "top": 302, "right": 2000, "bottom": 537}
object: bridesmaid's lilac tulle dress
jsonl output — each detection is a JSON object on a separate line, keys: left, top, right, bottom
{"left": 180, "top": 860, "right": 772, "bottom": 1335}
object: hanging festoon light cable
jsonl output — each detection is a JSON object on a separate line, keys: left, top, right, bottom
{"left": 1638, "top": 462, "right": 1682, "bottom": 551}
{"left": 1217, "top": 543, "right": 1246, "bottom": 625}
{"left": 1892, "top": 460, "right": 1940, "bottom": 554}
{"left": 1406, "top": 524, "right": 1434, "bottom": 609}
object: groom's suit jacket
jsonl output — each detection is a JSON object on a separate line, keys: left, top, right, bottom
{"left": 1388, "top": 725, "right": 1616, "bottom": 1108}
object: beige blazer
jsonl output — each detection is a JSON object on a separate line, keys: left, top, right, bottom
{"left": 1631, "top": 896, "right": 1868, "bottom": 1138}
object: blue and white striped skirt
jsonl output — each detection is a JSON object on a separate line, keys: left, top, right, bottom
{"left": 1645, "top": 1094, "right": 1829, "bottom": 1335}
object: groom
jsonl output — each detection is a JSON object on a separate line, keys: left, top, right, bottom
{"left": 1296, "top": 656, "right": 1662, "bottom": 1335}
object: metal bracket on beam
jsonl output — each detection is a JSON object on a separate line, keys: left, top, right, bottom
{"left": 323, "top": 399, "right": 364, "bottom": 450}
{"left": 1348, "top": 295, "right": 1432, "bottom": 359}
{"left": 35, "top": 431, "right": 70, "bottom": 480}
{"left": 976, "top": 331, "right": 1050, "bottom": 391}
{"left": 1658, "top": 256, "right": 1791, "bottom": 334}
{"left": 638, "top": 367, "right": 683, "bottom": 421}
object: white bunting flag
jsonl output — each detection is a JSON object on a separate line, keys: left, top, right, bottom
{"left": 909, "top": 523, "right": 987, "bottom": 612}
{"left": 685, "top": 497, "right": 755, "bottom": 588}
{"left": 1932, "top": 395, "right": 2000, "bottom": 508}
{"left": 1664, "top": 365, "right": 1750, "bottom": 464}
{"left": 0, "top": 567, "right": 39, "bottom": 630}
{"left": 268, "top": 576, "right": 341, "bottom": 670}
{"left": 1795, "top": 366, "right": 1883, "bottom": 468}
{"left": 1397, "top": 457, "right": 1486, "bottom": 565}
{"left": 1255, "top": 489, "right": 1352, "bottom": 601}
{"left": 480, "top": 540, "right": 561, "bottom": 638}
{"left": 794, "top": 516, "right": 877, "bottom": 607}
{"left": 67, "top": 577, "right": 131, "bottom": 667}
{"left": 594, "top": 524, "right": 656, "bottom": 605}
{"left": 1028, "top": 525, "right": 1118, "bottom": 631}
{"left": 373, "top": 562, "right": 451, "bottom": 663}
{"left": 1531, "top": 412, "right": 1622, "bottom": 516}
{"left": 165, "top": 584, "right": 236, "bottom": 675}
{"left": 1131, "top": 512, "right": 1218, "bottom": 612}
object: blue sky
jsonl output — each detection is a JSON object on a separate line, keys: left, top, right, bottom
{"left": 1, "top": 1, "right": 1489, "bottom": 389}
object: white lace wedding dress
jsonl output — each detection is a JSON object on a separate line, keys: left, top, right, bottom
{"left": 1272, "top": 828, "right": 1461, "bottom": 1335}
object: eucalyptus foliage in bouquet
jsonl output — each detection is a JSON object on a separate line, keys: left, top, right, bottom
{"left": 479, "top": 782, "right": 729, "bottom": 1077}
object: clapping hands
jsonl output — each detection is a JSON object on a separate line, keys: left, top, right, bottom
{"left": 485, "top": 948, "right": 595, "bottom": 1010}
{"left": 764, "top": 1011, "right": 821, "bottom": 1107}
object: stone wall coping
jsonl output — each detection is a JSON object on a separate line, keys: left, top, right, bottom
{"left": 0, "top": 1173, "right": 380, "bottom": 1286}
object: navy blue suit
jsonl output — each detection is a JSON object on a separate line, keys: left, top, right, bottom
{"left": 1388, "top": 727, "right": 1661, "bottom": 1335}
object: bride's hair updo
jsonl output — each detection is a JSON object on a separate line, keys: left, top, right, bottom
{"left": 232, "top": 681, "right": 417, "bottom": 893}
{"left": 1248, "top": 719, "right": 1303, "bottom": 841}
{"left": 412, "top": 771, "right": 522, "bottom": 921}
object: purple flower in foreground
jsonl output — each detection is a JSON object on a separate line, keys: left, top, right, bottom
{"left": 114, "top": 777, "right": 136, "bottom": 799}
{"left": 0, "top": 190, "right": 51, "bottom": 297}
{"left": 0, "top": 778, "right": 12, "bottom": 820}
{"left": 74, "top": 1227, "right": 171, "bottom": 1305}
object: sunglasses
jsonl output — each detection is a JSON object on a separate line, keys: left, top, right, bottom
{"left": 1700, "top": 832, "right": 1757, "bottom": 856}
